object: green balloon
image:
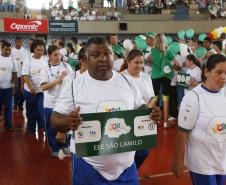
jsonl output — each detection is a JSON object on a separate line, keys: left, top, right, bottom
{"left": 112, "top": 44, "right": 125, "bottom": 58}
{"left": 166, "top": 36, "right": 172, "bottom": 45}
{"left": 168, "top": 42, "right": 180, "bottom": 55}
{"left": 195, "top": 47, "right": 207, "bottom": 59}
{"left": 117, "top": 12, "right": 123, "bottom": 17}
{"left": 178, "top": 30, "right": 185, "bottom": 39}
{"left": 198, "top": 33, "right": 207, "bottom": 42}
{"left": 185, "top": 29, "right": 194, "bottom": 38}
{"left": 135, "top": 35, "right": 147, "bottom": 51}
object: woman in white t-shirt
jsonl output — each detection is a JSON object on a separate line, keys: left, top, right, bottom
{"left": 121, "top": 49, "right": 155, "bottom": 169}
{"left": 41, "top": 46, "right": 73, "bottom": 157}
{"left": 185, "top": 54, "right": 202, "bottom": 92}
{"left": 173, "top": 54, "right": 226, "bottom": 185}
{"left": 22, "top": 40, "right": 47, "bottom": 134}
{"left": 184, "top": 54, "right": 202, "bottom": 93}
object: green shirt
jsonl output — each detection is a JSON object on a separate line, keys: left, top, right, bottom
{"left": 151, "top": 48, "right": 175, "bottom": 79}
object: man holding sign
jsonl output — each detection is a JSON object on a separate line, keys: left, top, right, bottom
{"left": 51, "top": 36, "right": 160, "bottom": 185}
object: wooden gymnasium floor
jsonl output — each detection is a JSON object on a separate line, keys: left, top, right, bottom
{"left": 0, "top": 109, "right": 195, "bottom": 185}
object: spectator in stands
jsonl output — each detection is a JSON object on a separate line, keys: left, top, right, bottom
{"left": 55, "top": 12, "right": 62, "bottom": 20}
{"left": 2, "top": 0, "right": 10, "bottom": 11}
{"left": 51, "top": 6, "right": 58, "bottom": 19}
{"left": 129, "top": 0, "right": 136, "bottom": 13}
{"left": 208, "top": 0, "right": 220, "bottom": 20}
{"left": 197, "top": 0, "right": 207, "bottom": 13}
{"left": 36, "top": 12, "right": 42, "bottom": 20}
{"left": 10, "top": 0, "right": 16, "bottom": 11}
{"left": 147, "top": 0, "right": 155, "bottom": 14}
{"left": 220, "top": 2, "right": 226, "bottom": 17}
{"left": 0, "top": 0, "right": 3, "bottom": 11}
{"left": 24, "top": 10, "right": 32, "bottom": 19}
{"left": 64, "top": 12, "right": 72, "bottom": 20}
{"left": 154, "top": 0, "right": 164, "bottom": 14}
{"left": 89, "top": 0, "right": 95, "bottom": 8}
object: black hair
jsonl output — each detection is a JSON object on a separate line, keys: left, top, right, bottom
{"left": 66, "top": 43, "right": 75, "bottom": 53}
{"left": 1, "top": 40, "right": 11, "bottom": 49}
{"left": 106, "top": 34, "right": 117, "bottom": 43}
{"left": 120, "top": 49, "right": 143, "bottom": 71}
{"left": 71, "top": 36, "right": 78, "bottom": 44}
{"left": 31, "top": 39, "right": 46, "bottom": 53}
{"left": 201, "top": 54, "right": 226, "bottom": 82}
{"left": 204, "top": 37, "right": 212, "bottom": 43}
{"left": 86, "top": 36, "right": 107, "bottom": 48}
{"left": 186, "top": 54, "right": 201, "bottom": 69}
{"left": 197, "top": 41, "right": 203, "bottom": 46}
{"left": 15, "top": 37, "right": 22, "bottom": 41}
{"left": 213, "top": 40, "right": 222, "bottom": 51}
{"left": 78, "top": 47, "right": 86, "bottom": 60}
{"left": 47, "top": 45, "right": 59, "bottom": 56}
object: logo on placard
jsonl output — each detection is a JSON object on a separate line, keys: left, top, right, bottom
{"left": 78, "top": 131, "right": 85, "bottom": 139}
{"left": 10, "top": 21, "right": 42, "bottom": 31}
{"left": 89, "top": 130, "right": 97, "bottom": 137}
{"left": 148, "top": 123, "right": 155, "bottom": 130}
{"left": 104, "top": 106, "right": 121, "bottom": 112}
{"left": 104, "top": 118, "right": 131, "bottom": 138}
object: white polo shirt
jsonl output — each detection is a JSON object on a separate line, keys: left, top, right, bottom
{"left": 178, "top": 84, "right": 226, "bottom": 175}
{"left": 121, "top": 69, "right": 155, "bottom": 104}
{"left": 41, "top": 62, "right": 73, "bottom": 108}
{"left": 54, "top": 70, "right": 144, "bottom": 181}
{"left": 11, "top": 47, "right": 27, "bottom": 78}
{"left": 0, "top": 55, "right": 17, "bottom": 89}
{"left": 22, "top": 55, "right": 46, "bottom": 92}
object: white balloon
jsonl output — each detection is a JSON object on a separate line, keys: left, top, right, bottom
{"left": 123, "top": 39, "right": 133, "bottom": 51}
{"left": 223, "top": 39, "right": 226, "bottom": 50}
{"left": 179, "top": 43, "right": 189, "bottom": 58}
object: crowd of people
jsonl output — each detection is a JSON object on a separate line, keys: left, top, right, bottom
{"left": 0, "top": 32, "right": 225, "bottom": 185}
{"left": 207, "top": 0, "right": 226, "bottom": 19}
{"left": 50, "top": 3, "right": 121, "bottom": 21}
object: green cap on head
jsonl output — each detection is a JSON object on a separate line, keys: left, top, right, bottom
{"left": 146, "top": 32, "right": 156, "bottom": 38}
{"left": 112, "top": 44, "right": 125, "bottom": 58}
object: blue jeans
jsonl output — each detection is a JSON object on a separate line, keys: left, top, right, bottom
{"left": 24, "top": 90, "right": 45, "bottom": 133}
{"left": 190, "top": 172, "right": 226, "bottom": 185}
{"left": 14, "top": 78, "right": 24, "bottom": 108}
{"left": 0, "top": 88, "right": 12, "bottom": 128}
{"left": 44, "top": 108, "right": 69, "bottom": 152}
{"left": 134, "top": 149, "right": 149, "bottom": 169}
{"left": 177, "top": 86, "right": 185, "bottom": 106}
{"left": 72, "top": 154, "right": 139, "bottom": 185}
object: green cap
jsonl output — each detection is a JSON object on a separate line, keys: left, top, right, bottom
{"left": 146, "top": 32, "right": 156, "bottom": 38}
{"left": 112, "top": 44, "right": 125, "bottom": 58}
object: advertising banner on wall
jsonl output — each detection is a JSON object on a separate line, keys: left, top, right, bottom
{"left": 4, "top": 18, "right": 48, "bottom": 33}
{"left": 49, "top": 20, "right": 78, "bottom": 33}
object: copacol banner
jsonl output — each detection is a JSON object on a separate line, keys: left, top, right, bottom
{"left": 74, "top": 108, "right": 157, "bottom": 157}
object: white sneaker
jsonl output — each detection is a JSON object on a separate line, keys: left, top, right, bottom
{"left": 163, "top": 122, "right": 168, "bottom": 128}
{"left": 58, "top": 149, "right": 66, "bottom": 160}
{"left": 168, "top": 117, "right": 176, "bottom": 121}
